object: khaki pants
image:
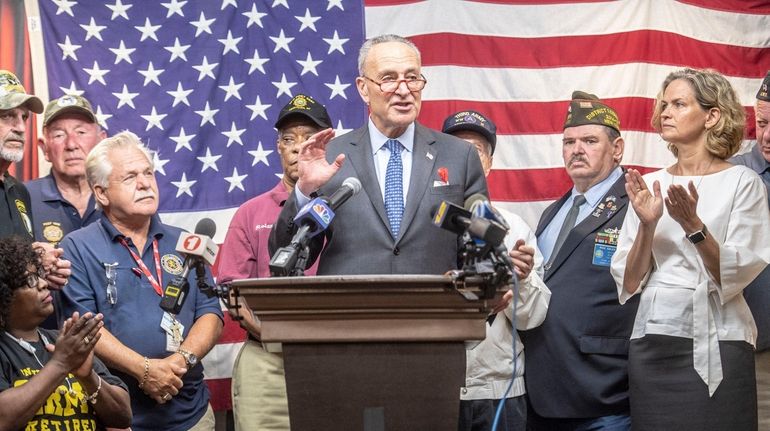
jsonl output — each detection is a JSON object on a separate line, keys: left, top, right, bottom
{"left": 188, "top": 403, "right": 216, "bottom": 431}
{"left": 232, "top": 340, "right": 290, "bottom": 431}
{"left": 757, "top": 350, "right": 770, "bottom": 430}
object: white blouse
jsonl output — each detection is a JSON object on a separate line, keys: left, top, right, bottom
{"left": 611, "top": 165, "right": 770, "bottom": 396}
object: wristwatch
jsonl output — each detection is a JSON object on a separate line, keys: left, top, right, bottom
{"left": 177, "top": 348, "right": 198, "bottom": 368}
{"left": 687, "top": 224, "right": 708, "bottom": 244}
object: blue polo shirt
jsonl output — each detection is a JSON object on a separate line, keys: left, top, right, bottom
{"left": 25, "top": 174, "right": 100, "bottom": 245}
{"left": 731, "top": 143, "right": 770, "bottom": 351}
{"left": 59, "top": 213, "right": 223, "bottom": 431}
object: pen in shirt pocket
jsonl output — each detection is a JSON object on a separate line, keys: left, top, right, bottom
{"left": 131, "top": 267, "right": 142, "bottom": 277}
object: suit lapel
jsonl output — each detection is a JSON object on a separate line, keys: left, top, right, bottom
{"left": 536, "top": 193, "right": 570, "bottom": 237}
{"left": 398, "top": 124, "right": 436, "bottom": 243}
{"left": 545, "top": 174, "right": 628, "bottom": 278}
{"left": 344, "top": 126, "right": 391, "bottom": 232}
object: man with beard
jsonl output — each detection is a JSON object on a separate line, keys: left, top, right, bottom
{"left": 0, "top": 70, "right": 70, "bottom": 289}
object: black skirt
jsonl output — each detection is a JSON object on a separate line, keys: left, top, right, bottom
{"left": 628, "top": 334, "right": 757, "bottom": 431}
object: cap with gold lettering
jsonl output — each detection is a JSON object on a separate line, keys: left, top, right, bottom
{"left": 43, "top": 94, "right": 97, "bottom": 127}
{"left": 274, "top": 94, "right": 332, "bottom": 130}
{"left": 0, "top": 70, "right": 43, "bottom": 114}
{"left": 757, "top": 71, "right": 770, "bottom": 102}
{"left": 442, "top": 110, "right": 498, "bottom": 155}
{"left": 563, "top": 90, "right": 620, "bottom": 133}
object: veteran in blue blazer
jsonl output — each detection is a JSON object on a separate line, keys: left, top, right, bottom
{"left": 520, "top": 92, "right": 640, "bottom": 431}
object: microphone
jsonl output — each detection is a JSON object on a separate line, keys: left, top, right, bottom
{"left": 432, "top": 200, "right": 472, "bottom": 235}
{"left": 326, "top": 177, "right": 362, "bottom": 211}
{"left": 160, "top": 218, "right": 219, "bottom": 314}
{"left": 269, "top": 177, "right": 362, "bottom": 276}
{"left": 433, "top": 199, "right": 507, "bottom": 247}
{"left": 465, "top": 193, "right": 510, "bottom": 230}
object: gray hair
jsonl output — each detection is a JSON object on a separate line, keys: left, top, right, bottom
{"left": 86, "top": 130, "right": 154, "bottom": 189}
{"left": 357, "top": 34, "right": 421, "bottom": 76}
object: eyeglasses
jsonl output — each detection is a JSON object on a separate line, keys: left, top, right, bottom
{"left": 25, "top": 268, "right": 47, "bottom": 289}
{"left": 362, "top": 75, "right": 427, "bottom": 93}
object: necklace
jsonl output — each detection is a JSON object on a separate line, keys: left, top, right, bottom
{"left": 670, "top": 156, "right": 715, "bottom": 191}
{"left": 4, "top": 331, "right": 82, "bottom": 400}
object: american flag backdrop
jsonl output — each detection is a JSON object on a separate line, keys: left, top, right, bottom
{"left": 27, "top": 0, "right": 770, "bottom": 413}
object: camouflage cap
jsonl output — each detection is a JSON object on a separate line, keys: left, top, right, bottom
{"left": 274, "top": 94, "right": 332, "bottom": 130}
{"left": 757, "top": 70, "right": 770, "bottom": 102}
{"left": 43, "top": 94, "right": 97, "bottom": 127}
{"left": 563, "top": 90, "right": 620, "bottom": 133}
{"left": 441, "top": 110, "right": 497, "bottom": 155}
{"left": 0, "top": 70, "right": 43, "bottom": 114}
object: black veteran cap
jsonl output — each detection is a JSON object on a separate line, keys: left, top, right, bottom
{"left": 757, "top": 71, "right": 770, "bottom": 102}
{"left": 274, "top": 94, "right": 332, "bottom": 130}
{"left": 43, "top": 94, "right": 97, "bottom": 127}
{"left": 0, "top": 70, "right": 43, "bottom": 114}
{"left": 442, "top": 110, "right": 498, "bottom": 155}
{"left": 564, "top": 91, "right": 620, "bottom": 133}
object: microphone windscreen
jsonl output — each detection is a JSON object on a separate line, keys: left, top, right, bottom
{"left": 464, "top": 193, "right": 488, "bottom": 211}
{"left": 194, "top": 218, "right": 217, "bottom": 237}
{"left": 342, "top": 177, "right": 362, "bottom": 194}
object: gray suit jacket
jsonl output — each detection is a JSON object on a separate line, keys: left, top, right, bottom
{"left": 268, "top": 122, "right": 488, "bottom": 275}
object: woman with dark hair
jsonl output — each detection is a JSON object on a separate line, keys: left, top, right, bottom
{"left": 611, "top": 68, "right": 770, "bottom": 430}
{"left": 0, "top": 236, "right": 132, "bottom": 430}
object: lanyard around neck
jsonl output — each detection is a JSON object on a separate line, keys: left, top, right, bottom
{"left": 118, "top": 237, "right": 163, "bottom": 296}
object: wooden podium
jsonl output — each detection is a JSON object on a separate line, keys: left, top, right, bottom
{"left": 230, "top": 274, "right": 500, "bottom": 431}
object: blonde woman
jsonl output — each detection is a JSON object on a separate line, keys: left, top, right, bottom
{"left": 611, "top": 68, "right": 770, "bottom": 430}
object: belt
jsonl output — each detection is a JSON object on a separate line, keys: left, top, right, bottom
{"left": 692, "top": 279, "right": 722, "bottom": 396}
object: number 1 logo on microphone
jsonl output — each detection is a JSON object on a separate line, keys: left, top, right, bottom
{"left": 183, "top": 235, "right": 202, "bottom": 252}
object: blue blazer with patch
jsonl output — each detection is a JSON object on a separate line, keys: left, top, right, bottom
{"left": 520, "top": 173, "right": 640, "bottom": 419}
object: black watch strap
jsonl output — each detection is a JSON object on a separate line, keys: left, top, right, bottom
{"left": 687, "top": 224, "right": 708, "bottom": 244}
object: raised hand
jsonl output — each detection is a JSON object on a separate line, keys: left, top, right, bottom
{"left": 47, "top": 312, "right": 103, "bottom": 376}
{"left": 625, "top": 169, "right": 663, "bottom": 226}
{"left": 509, "top": 239, "right": 535, "bottom": 281}
{"left": 665, "top": 181, "right": 702, "bottom": 233}
{"left": 296, "top": 128, "right": 344, "bottom": 196}
{"left": 31, "top": 242, "right": 71, "bottom": 290}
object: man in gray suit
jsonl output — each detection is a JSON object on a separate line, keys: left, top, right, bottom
{"left": 269, "top": 34, "right": 487, "bottom": 275}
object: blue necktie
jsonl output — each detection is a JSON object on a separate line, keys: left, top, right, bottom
{"left": 384, "top": 139, "right": 404, "bottom": 237}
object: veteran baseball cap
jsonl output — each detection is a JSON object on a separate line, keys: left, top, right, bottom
{"left": 564, "top": 91, "right": 620, "bottom": 133}
{"left": 275, "top": 94, "right": 332, "bottom": 130}
{"left": 43, "top": 94, "right": 98, "bottom": 127}
{"left": 0, "top": 70, "right": 43, "bottom": 114}
{"left": 757, "top": 71, "right": 770, "bottom": 102}
{"left": 442, "top": 110, "right": 498, "bottom": 155}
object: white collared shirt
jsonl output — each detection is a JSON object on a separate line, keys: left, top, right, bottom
{"left": 367, "top": 118, "right": 414, "bottom": 202}
{"left": 538, "top": 166, "right": 623, "bottom": 263}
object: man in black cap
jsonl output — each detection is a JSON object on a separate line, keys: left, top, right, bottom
{"left": 442, "top": 110, "right": 497, "bottom": 176}
{"left": 0, "top": 70, "right": 70, "bottom": 288}
{"left": 443, "top": 110, "right": 550, "bottom": 431}
{"left": 218, "top": 94, "right": 332, "bottom": 431}
{"left": 521, "top": 92, "right": 638, "bottom": 430}
{"left": 26, "top": 94, "right": 106, "bottom": 246}
{"left": 731, "top": 71, "right": 770, "bottom": 429}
